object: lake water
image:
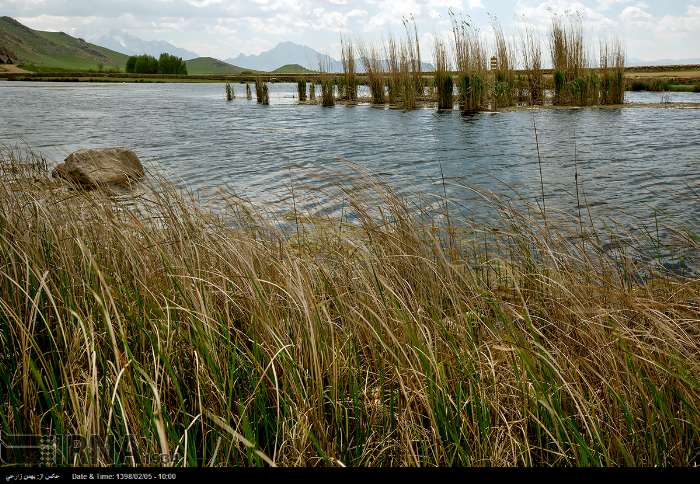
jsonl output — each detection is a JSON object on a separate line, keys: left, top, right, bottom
{"left": 1, "top": 81, "right": 699, "bottom": 262}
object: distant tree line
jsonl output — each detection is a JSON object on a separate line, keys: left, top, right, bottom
{"left": 125, "top": 53, "right": 187, "bottom": 75}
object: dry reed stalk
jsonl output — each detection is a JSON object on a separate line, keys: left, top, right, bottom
{"left": 520, "top": 26, "right": 544, "bottom": 105}
{"left": 358, "top": 42, "right": 386, "bottom": 105}
{"left": 403, "top": 15, "right": 424, "bottom": 99}
{"left": 433, "top": 38, "right": 453, "bottom": 110}
{"left": 340, "top": 36, "right": 358, "bottom": 102}
{"left": 491, "top": 20, "right": 515, "bottom": 109}
{"left": 549, "top": 14, "right": 596, "bottom": 106}
{"left": 384, "top": 35, "right": 402, "bottom": 105}
{"left": 399, "top": 44, "right": 416, "bottom": 110}
{"left": 599, "top": 39, "right": 625, "bottom": 105}
{"left": 1, "top": 145, "right": 698, "bottom": 467}
{"left": 297, "top": 79, "right": 307, "bottom": 102}
{"left": 451, "top": 12, "right": 487, "bottom": 112}
{"left": 318, "top": 58, "right": 335, "bottom": 107}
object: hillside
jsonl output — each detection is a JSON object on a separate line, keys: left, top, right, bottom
{"left": 0, "top": 16, "right": 128, "bottom": 71}
{"left": 185, "top": 57, "right": 251, "bottom": 75}
{"left": 272, "top": 64, "right": 315, "bottom": 74}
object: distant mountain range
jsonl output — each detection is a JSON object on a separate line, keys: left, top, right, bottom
{"left": 227, "top": 41, "right": 435, "bottom": 73}
{"left": 88, "top": 31, "right": 200, "bottom": 60}
{"left": 228, "top": 41, "right": 342, "bottom": 72}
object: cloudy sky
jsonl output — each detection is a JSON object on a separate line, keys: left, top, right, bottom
{"left": 2, "top": 0, "right": 699, "bottom": 61}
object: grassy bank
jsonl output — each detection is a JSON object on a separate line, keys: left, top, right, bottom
{"left": 0, "top": 147, "right": 698, "bottom": 467}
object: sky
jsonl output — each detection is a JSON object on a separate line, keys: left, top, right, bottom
{"left": 2, "top": 0, "right": 699, "bottom": 62}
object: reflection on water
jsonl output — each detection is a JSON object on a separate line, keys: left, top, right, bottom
{"left": 1, "top": 82, "right": 698, "bottom": 244}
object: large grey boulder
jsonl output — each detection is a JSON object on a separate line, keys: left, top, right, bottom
{"left": 52, "top": 148, "right": 144, "bottom": 188}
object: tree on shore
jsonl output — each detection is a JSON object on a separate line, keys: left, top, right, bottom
{"left": 125, "top": 53, "right": 187, "bottom": 75}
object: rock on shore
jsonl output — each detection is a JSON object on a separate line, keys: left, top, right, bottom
{"left": 52, "top": 148, "right": 144, "bottom": 188}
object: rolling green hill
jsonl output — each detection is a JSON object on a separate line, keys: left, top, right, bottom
{"left": 0, "top": 16, "right": 128, "bottom": 71}
{"left": 185, "top": 57, "right": 250, "bottom": 75}
{"left": 271, "top": 63, "right": 315, "bottom": 74}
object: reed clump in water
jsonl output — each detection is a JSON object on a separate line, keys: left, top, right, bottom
{"left": 297, "top": 79, "right": 307, "bottom": 102}
{"left": 403, "top": 15, "right": 424, "bottom": 99}
{"left": 452, "top": 13, "right": 487, "bottom": 113}
{"left": 599, "top": 39, "right": 625, "bottom": 105}
{"left": 340, "top": 36, "right": 358, "bottom": 102}
{"left": 261, "top": 84, "right": 270, "bottom": 105}
{"left": 225, "top": 82, "right": 234, "bottom": 101}
{"left": 399, "top": 44, "right": 416, "bottom": 110}
{"left": 246, "top": 82, "right": 252, "bottom": 100}
{"left": 491, "top": 20, "right": 515, "bottom": 109}
{"left": 319, "top": 59, "right": 335, "bottom": 107}
{"left": 309, "top": 80, "right": 316, "bottom": 101}
{"left": 384, "top": 36, "right": 402, "bottom": 106}
{"left": 549, "top": 15, "right": 598, "bottom": 106}
{"left": 433, "top": 38, "right": 453, "bottom": 110}
{"left": 358, "top": 42, "right": 386, "bottom": 105}
{"left": 254, "top": 77, "right": 264, "bottom": 103}
{"left": 520, "top": 25, "right": 544, "bottom": 105}
{"left": 1, "top": 146, "right": 698, "bottom": 467}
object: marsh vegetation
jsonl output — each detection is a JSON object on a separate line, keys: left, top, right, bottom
{"left": 0, "top": 146, "right": 698, "bottom": 466}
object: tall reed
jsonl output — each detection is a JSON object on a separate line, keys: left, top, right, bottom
{"left": 358, "top": 42, "right": 386, "bottom": 105}
{"left": 451, "top": 13, "right": 487, "bottom": 113}
{"left": 433, "top": 38, "right": 453, "bottom": 110}
{"left": 384, "top": 36, "right": 402, "bottom": 106}
{"left": 225, "top": 82, "right": 234, "bottom": 101}
{"left": 403, "top": 15, "right": 424, "bottom": 98}
{"left": 246, "top": 82, "right": 252, "bottom": 100}
{"left": 297, "top": 79, "right": 307, "bottom": 102}
{"left": 549, "top": 15, "right": 597, "bottom": 106}
{"left": 309, "top": 80, "right": 316, "bottom": 101}
{"left": 599, "top": 39, "right": 625, "bottom": 105}
{"left": 399, "top": 44, "right": 416, "bottom": 110}
{"left": 340, "top": 36, "right": 358, "bottom": 102}
{"left": 1, "top": 147, "right": 698, "bottom": 467}
{"left": 520, "top": 26, "right": 544, "bottom": 105}
{"left": 254, "top": 77, "right": 264, "bottom": 103}
{"left": 491, "top": 20, "right": 515, "bottom": 109}
{"left": 319, "top": 58, "right": 335, "bottom": 107}
{"left": 261, "top": 83, "right": 270, "bottom": 105}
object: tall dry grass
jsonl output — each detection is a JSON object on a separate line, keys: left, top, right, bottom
{"left": 297, "top": 79, "right": 307, "bottom": 102}
{"left": 491, "top": 20, "right": 515, "bottom": 109}
{"left": 599, "top": 39, "right": 625, "bottom": 105}
{"left": 340, "top": 36, "right": 358, "bottom": 102}
{"left": 549, "top": 15, "right": 599, "bottom": 106}
{"left": 433, "top": 38, "right": 453, "bottom": 110}
{"left": 1, "top": 145, "right": 698, "bottom": 467}
{"left": 358, "top": 42, "right": 386, "bottom": 105}
{"left": 520, "top": 26, "right": 544, "bottom": 105}
{"left": 318, "top": 58, "right": 336, "bottom": 107}
{"left": 384, "top": 36, "right": 402, "bottom": 106}
{"left": 451, "top": 13, "right": 487, "bottom": 113}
